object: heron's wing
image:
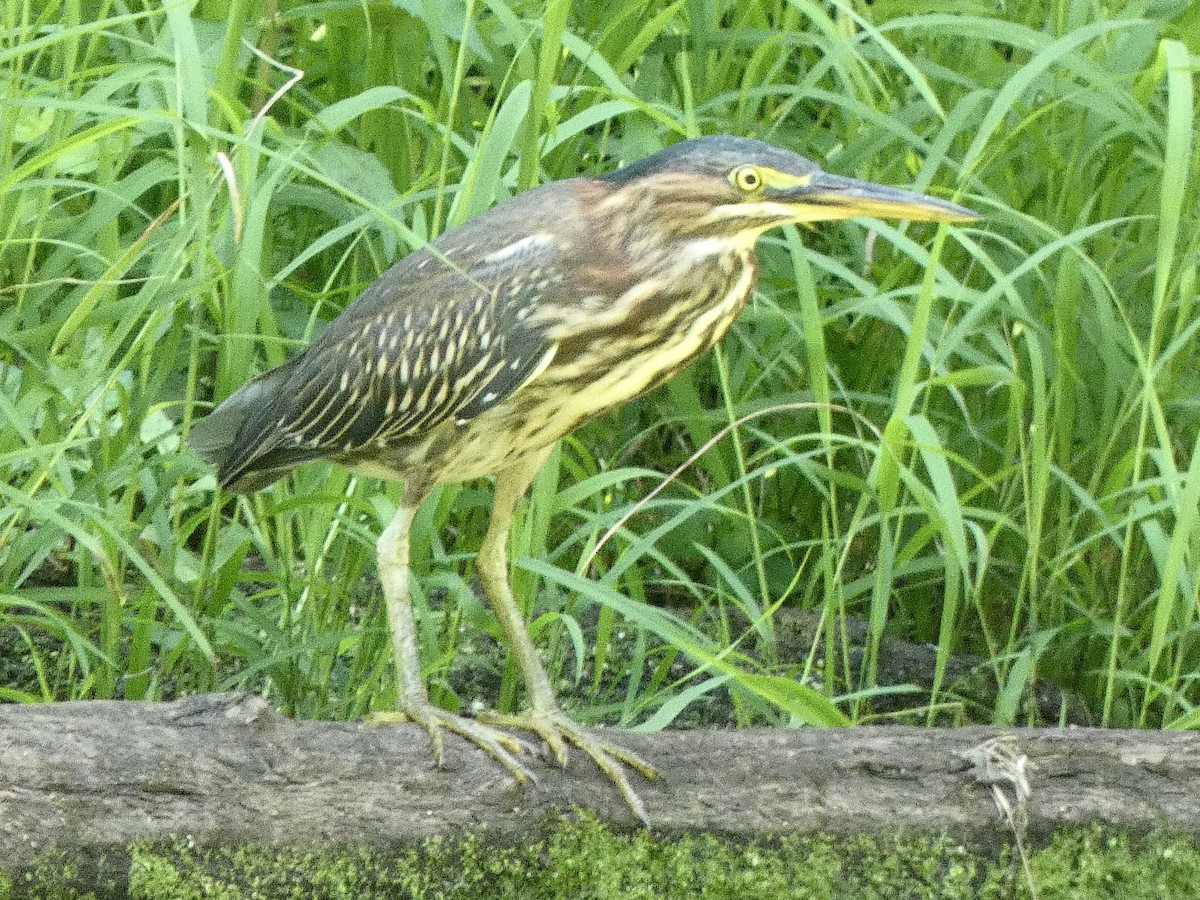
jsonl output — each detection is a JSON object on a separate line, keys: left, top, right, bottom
{"left": 198, "top": 230, "right": 570, "bottom": 491}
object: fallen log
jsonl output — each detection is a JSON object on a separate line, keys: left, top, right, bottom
{"left": 1, "top": 692, "right": 1197, "bottom": 874}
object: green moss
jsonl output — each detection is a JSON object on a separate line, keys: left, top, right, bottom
{"left": 1025, "top": 829, "right": 1200, "bottom": 900}
{"left": 118, "top": 819, "right": 1200, "bottom": 900}
{"left": 8, "top": 822, "right": 1199, "bottom": 899}
{"left": 6, "top": 854, "right": 98, "bottom": 900}
{"left": 132, "top": 823, "right": 965, "bottom": 900}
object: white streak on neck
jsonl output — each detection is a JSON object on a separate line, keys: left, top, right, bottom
{"left": 684, "top": 234, "right": 757, "bottom": 262}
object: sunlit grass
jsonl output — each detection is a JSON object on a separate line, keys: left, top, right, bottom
{"left": 1, "top": 0, "right": 1197, "bottom": 736}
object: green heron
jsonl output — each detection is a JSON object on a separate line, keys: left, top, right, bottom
{"left": 189, "top": 135, "right": 977, "bottom": 824}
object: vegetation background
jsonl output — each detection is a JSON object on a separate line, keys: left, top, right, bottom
{"left": 2, "top": 0, "right": 1198, "bottom": 748}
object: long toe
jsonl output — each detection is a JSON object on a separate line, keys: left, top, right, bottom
{"left": 367, "top": 704, "right": 535, "bottom": 785}
{"left": 477, "top": 708, "right": 656, "bottom": 826}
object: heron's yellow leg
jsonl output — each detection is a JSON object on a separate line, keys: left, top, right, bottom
{"left": 474, "top": 446, "right": 657, "bottom": 825}
{"left": 369, "top": 500, "right": 532, "bottom": 783}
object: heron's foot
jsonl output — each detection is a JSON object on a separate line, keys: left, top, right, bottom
{"left": 366, "top": 703, "right": 535, "bottom": 785}
{"left": 476, "top": 708, "right": 656, "bottom": 826}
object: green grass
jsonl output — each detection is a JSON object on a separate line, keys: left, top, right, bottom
{"left": 1, "top": 0, "right": 1198, "bottom": 746}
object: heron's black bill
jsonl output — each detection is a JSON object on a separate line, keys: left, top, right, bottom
{"left": 777, "top": 171, "right": 979, "bottom": 223}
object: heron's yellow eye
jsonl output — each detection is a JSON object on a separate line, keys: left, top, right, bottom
{"left": 731, "top": 166, "right": 763, "bottom": 193}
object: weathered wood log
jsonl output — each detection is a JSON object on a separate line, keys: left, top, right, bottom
{"left": 1, "top": 693, "right": 1197, "bottom": 874}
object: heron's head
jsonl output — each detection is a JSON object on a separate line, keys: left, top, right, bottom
{"left": 600, "top": 135, "right": 978, "bottom": 246}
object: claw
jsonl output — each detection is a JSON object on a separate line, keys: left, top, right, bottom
{"left": 477, "top": 708, "right": 656, "bottom": 826}
{"left": 367, "top": 704, "right": 535, "bottom": 785}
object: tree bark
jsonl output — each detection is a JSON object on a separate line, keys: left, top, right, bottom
{"left": 2, "top": 693, "right": 1197, "bottom": 872}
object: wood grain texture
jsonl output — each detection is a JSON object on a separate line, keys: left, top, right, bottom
{"left": 2, "top": 692, "right": 1197, "bottom": 871}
